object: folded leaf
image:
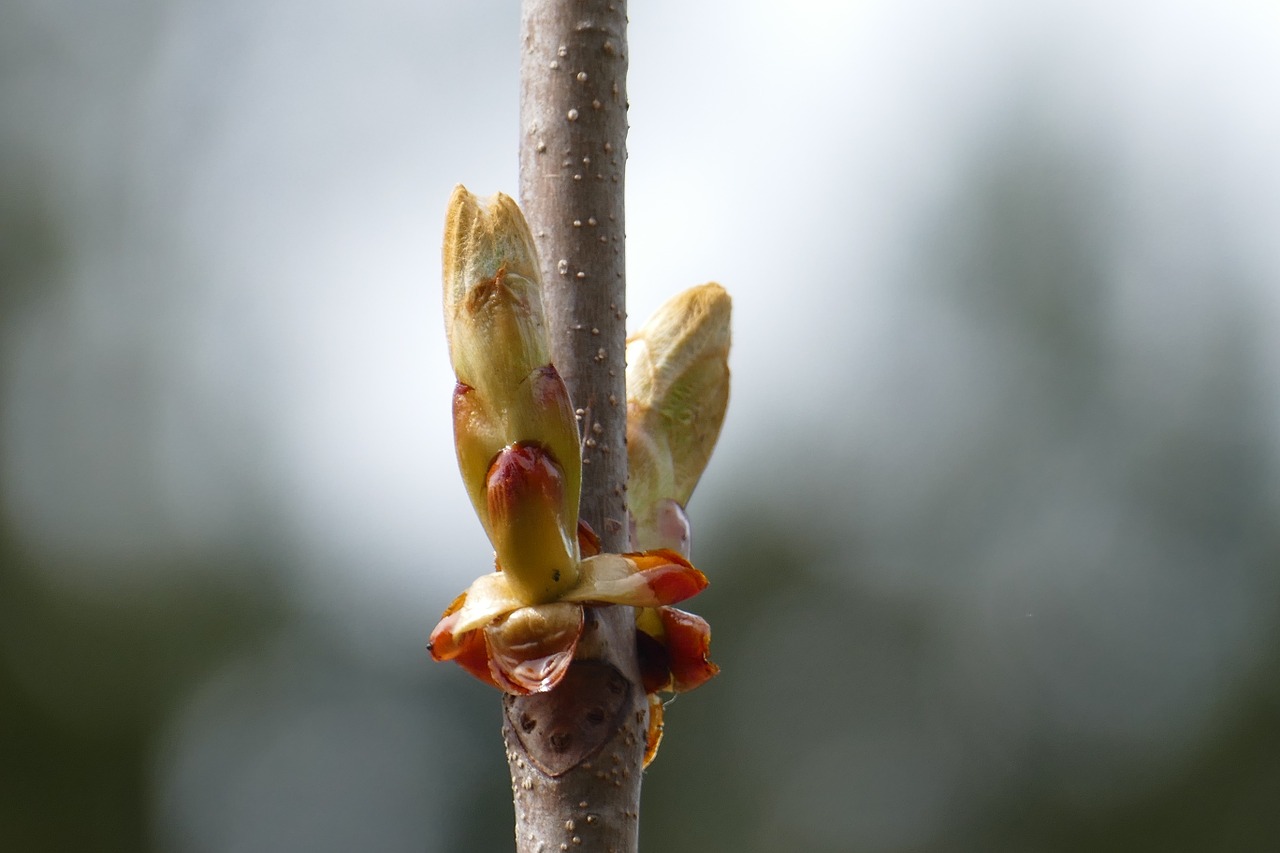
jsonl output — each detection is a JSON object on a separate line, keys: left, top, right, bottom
{"left": 442, "top": 186, "right": 583, "bottom": 601}
{"left": 627, "top": 283, "right": 731, "bottom": 550}
{"left": 443, "top": 186, "right": 547, "bottom": 390}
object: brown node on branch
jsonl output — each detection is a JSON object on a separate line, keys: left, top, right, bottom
{"left": 504, "top": 658, "right": 631, "bottom": 777}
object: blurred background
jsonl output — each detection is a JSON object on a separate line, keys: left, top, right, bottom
{"left": 3, "top": 0, "right": 1279, "bottom": 850}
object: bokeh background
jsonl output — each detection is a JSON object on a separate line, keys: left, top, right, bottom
{"left": 4, "top": 0, "right": 1280, "bottom": 850}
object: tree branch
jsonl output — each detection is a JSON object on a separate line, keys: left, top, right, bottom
{"left": 505, "top": 2, "right": 642, "bottom": 852}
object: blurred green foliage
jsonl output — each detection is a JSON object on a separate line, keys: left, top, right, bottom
{"left": 0, "top": 526, "right": 286, "bottom": 851}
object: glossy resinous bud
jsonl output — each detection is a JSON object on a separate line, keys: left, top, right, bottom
{"left": 443, "top": 186, "right": 582, "bottom": 601}
{"left": 486, "top": 442, "right": 579, "bottom": 603}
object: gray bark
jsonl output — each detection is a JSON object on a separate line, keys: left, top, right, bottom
{"left": 507, "top": 2, "right": 643, "bottom": 852}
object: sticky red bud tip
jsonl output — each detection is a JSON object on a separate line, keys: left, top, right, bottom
{"left": 483, "top": 441, "right": 579, "bottom": 603}
{"left": 486, "top": 443, "right": 565, "bottom": 520}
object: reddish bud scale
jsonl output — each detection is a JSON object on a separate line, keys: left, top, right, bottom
{"left": 486, "top": 443, "right": 566, "bottom": 527}
{"left": 485, "top": 443, "right": 579, "bottom": 603}
{"left": 633, "top": 606, "right": 717, "bottom": 695}
{"left": 428, "top": 599, "right": 501, "bottom": 689}
{"left": 622, "top": 550, "right": 708, "bottom": 605}
{"left": 484, "top": 604, "right": 584, "bottom": 694}
{"left": 656, "top": 607, "right": 719, "bottom": 693}
{"left": 642, "top": 564, "right": 709, "bottom": 605}
{"left": 636, "top": 628, "right": 672, "bottom": 695}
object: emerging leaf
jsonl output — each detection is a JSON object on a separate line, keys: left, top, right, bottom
{"left": 442, "top": 186, "right": 583, "bottom": 601}
{"left": 626, "top": 283, "right": 731, "bottom": 551}
{"left": 443, "top": 186, "right": 546, "bottom": 388}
